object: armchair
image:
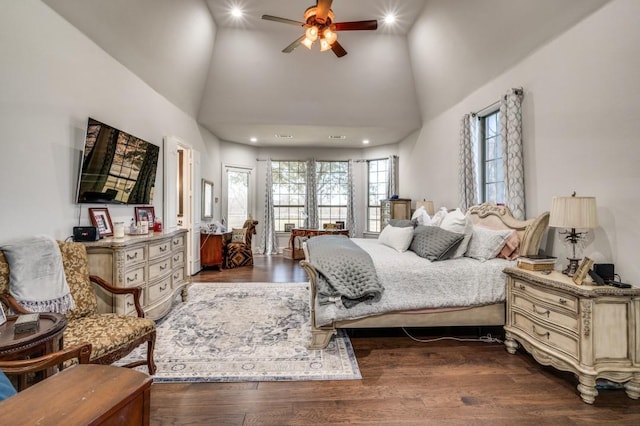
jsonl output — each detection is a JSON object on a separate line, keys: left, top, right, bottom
{"left": 224, "top": 219, "right": 259, "bottom": 269}
{"left": 0, "top": 241, "right": 156, "bottom": 375}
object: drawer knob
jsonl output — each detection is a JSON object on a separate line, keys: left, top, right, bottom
{"left": 160, "top": 245, "right": 168, "bottom": 252}
{"left": 160, "top": 284, "right": 168, "bottom": 291}
{"left": 160, "top": 264, "right": 167, "bottom": 271}
{"left": 127, "top": 252, "right": 138, "bottom": 261}
{"left": 533, "top": 305, "right": 550, "bottom": 318}
{"left": 559, "top": 298, "right": 568, "bottom": 305}
{"left": 126, "top": 273, "right": 138, "bottom": 283}
{"left": 518, "top": 284, "right": 526, "bottom": 290}
{"left": 127, "top": 301, "right": 133, "bottom": 307}
{"left": 173, "top": 256, "right": 180, "bottom": 261}
{"left": 532, "top": 325, "right": 550, "bottom": 339}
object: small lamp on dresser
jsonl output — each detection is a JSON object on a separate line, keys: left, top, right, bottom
{"left": 548, "top": 192, "right": 598, "bottom": 276}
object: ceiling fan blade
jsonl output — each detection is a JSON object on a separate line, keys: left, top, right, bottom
{"left": 331, "top": 41, "right": 347, "bottom": 58}
{"left": 316, "top": 0, "right": 333, "bottom": 23}
{"left": 262, "top": 15, "right": 306, "bottom": 27}
{"left": 334, "top": 20, "right": 378, "bottom": 31}
{"left": 282, "top": 35, "right": 306, "bottom": 53}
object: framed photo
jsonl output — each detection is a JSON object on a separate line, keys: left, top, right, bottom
{"left": 135, "top": 206, "right": 155, "bottom": 227}
{"left": 573, "top": 256, "right": 594, "bottom": 285}
{"left": 89, "top": 207, "right": 113, "bottom": 237}
{"left": 284, "top": 223, "right": 295, "bottom": 232}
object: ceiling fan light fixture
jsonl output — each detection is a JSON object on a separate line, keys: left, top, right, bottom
{"left": 320, "top": 38, "right": 331, "bottom": 52}
{"left": 305, "top": 25, "right": 319, "bottom": 42}
{"left": 301, "top": 37, "right": 314, "bottom": 49}
{"left": 323, "top": 27, "right": 337, "bottom": 45}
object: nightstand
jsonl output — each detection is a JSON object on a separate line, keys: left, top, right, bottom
{"left": 503, "top": 267, "right": 640, "bottom": 404}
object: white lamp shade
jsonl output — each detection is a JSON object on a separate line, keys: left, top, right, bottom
{"left": 549, "top": 196, "right": 598, "bottom": 229}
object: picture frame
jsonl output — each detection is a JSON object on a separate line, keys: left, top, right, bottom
{"left": 89, "top": 207, "right": 114, "bottom": 237}
{"left": 572, "top": 256, "right": 594, "bottom": 285}
{"left": 134, "top": 206, "right": 155, "bottom": 228}
{"left": 284, "top": 223, "right": 295, "bottom": 232}
{"left": 202, "top": 179, "right": 214, "bottom": 219}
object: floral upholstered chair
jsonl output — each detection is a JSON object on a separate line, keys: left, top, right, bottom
{"left": 224, "top": 219, "right": 259, "bottom": 269}
{"left": 0, "top": 241, "right": 156, "bottom": 374}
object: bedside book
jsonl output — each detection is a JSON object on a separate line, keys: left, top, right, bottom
{"left": 517, "top": 254, "right": 557, "bottom": 264}
{"left": 517, "top": 261, "right": 554, "bottom": 271}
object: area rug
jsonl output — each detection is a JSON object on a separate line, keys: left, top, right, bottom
{"left": 117, "top": 282, "right": 361, "bottom": 382}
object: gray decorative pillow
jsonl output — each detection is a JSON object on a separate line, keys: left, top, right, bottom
{"left": 409, "top": 226, "right": 464, "bottom": 261}
{"left": 388, "top": 219, "right": 416, "bottom": 228}
{"left": 465, "top": 226, "right": 513, "bottom": 262}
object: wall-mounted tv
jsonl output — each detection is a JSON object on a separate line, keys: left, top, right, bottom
{"left": 76, "top": 117, "right": 160, "bottom": 205}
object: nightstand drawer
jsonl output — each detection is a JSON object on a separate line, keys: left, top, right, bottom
{"left": 513, "top": 311, "right": 579, "bottom": 360}
{"left": 513, "top": 293, "right": 578, "bottom": 332}
{"left": 512, "top": 279, "right": 578, "bottom": 312}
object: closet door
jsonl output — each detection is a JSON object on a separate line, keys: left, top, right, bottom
{"left": 163, "top": 136, "right": 179, "bottom": 233}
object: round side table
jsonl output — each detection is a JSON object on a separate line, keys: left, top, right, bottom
{"left": 0, "top": 312, "right": 67, "bottom": 390}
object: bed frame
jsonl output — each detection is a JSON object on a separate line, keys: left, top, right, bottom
{"left": 300, "top": 203, "right": 550, "bottom": 349}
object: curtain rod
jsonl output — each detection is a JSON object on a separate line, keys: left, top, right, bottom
{"left": 256, "top": 158, "right": 369, "bottom": 162}
{"left": 471, "top": 87, "right": 523, "bottom": 117}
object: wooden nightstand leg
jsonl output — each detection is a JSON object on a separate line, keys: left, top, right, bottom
{"left": 504, "top": 331, "right": 518, "bottom": 354}
{"left": 625, "top": 375, "right": 640, "bottom": 399}
{"left": 577, "top": 374, "right": 598, "bottom": 404}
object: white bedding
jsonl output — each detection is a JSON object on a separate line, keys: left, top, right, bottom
{"left": 314, "top": 238, "right": 514, "bottom": 326}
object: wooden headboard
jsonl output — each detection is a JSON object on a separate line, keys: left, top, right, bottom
{"left": 467, "top": 203, "right": 549, "bottom": 256}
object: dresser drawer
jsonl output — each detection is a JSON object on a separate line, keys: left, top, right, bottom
{"left": 513, "top": 293, "right": 578, "bottom": 333}
{"left": 172, "top": 266, "right": 185, "bottom": 284}
{"left": 149, "top": 257, "right": 171, "bottom": 281}
{"left": 171, "top": 234, "right": 185, "bottom": 251}
{"left": 147, "top": 276, "right": 172, "bottom": 304}
{"left": 124, "top": 246, "right": 146, "bottom": 267}
{"left": 115, "top": 293, "right": 143, "bottom": 316}
{"left": 149, "top": 240, "right": 172, "bottom": 260}
{"left": 171, "top": 251, "right": 185, "bottom": 267}
{"left": 512, "top": 279, "right": 578, "bottom": 312}
{"left": 513, "top": 311, "right": 579, "bottom": 360}
{"left": 124, "top": 265, "right": 145, "bottom": 288}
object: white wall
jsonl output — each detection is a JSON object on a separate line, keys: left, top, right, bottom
{"left": 0, "top": 0, "right": 221, "bottom": 242}
{"left": 404, "top": 0, "right": 640, "bottom": 283}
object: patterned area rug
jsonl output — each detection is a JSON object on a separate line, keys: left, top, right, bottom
{"left": 118, "top": 282, "right": 361, "bottom": 382}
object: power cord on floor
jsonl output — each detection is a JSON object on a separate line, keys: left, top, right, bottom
{"left": 401, "top": 327, "right": 503, "bottom": 344}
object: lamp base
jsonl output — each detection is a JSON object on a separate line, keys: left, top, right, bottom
{"left": 562, "top": 258, "right": 581, "bottom": 277}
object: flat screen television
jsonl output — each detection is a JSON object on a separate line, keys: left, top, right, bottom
{"left": 76, "top": 117, "right": 160, "bottom": 204}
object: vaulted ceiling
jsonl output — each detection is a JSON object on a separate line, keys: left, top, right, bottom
{"left": 42, "top": 0, "right": 609, "bottom": 148}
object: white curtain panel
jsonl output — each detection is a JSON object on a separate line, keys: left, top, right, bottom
{"left": 305, "top": 159, "right": 318, "bottom": 229}
{"left": 458, "top": 113, "right": 478, "bottom": 211}
{"left": 346, "top": 160, "right": 357, "bottom": 237}
{"left": 258, "top": 159, "right": 278, "bottom": 255}
{"left": 386, "top": 155, "right": 399, "bottom": 198}
{"left": 500, "top": 88, "right": 525, "bottom": 220}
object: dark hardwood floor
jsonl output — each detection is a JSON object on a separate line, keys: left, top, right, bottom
{"left": 150, "top": 255, "right": 640, "bottom": 425}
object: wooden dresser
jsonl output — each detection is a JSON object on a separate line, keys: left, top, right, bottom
{"left": 380, "top": 198, "right": 411, "bottom": 229}
{"left": 0, "top": 364, "right": 151, "bottom": 425}
{"left": 82, "top": 229, "right": 189, "bottom": 320}
{"left": 504, "top": 267, "right": 640, "bottom": 404}
{"left": 200, "top": 232, "right": 231, "bottom": 269}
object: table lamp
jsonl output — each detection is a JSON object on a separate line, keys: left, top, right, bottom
{"left": 548, "top": 193, "right": 598, "bottom": 276}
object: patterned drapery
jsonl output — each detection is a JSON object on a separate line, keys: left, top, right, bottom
{"left": 346, "top": 160, "right": 356, "bottom": 237}
{"left": 500, "top": 88, "right": 525, "bottom": 220}
{"left": 458, "top": 113, "right": 478, "bottom": 210}
{"left": 257, "top": 159, "right": 277, "bottom": 255}
{"left": 305, "top": 159, "right": 318, "bottom": 229}
{"left": 386, "top": 155, "right": 398, "bottom": 198}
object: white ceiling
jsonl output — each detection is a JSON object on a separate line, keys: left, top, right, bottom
{"left": 41, "top": 0, "right": 610, "bottom": 148}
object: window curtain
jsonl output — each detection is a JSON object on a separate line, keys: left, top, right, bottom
{"left": 458, "top": 113, "right": 478, "bottom": 210}
{"left": 386, "top": 155, "right": 398, "bottom": 198}
{"left": 257, "top": 159, "right": 277, "bottom": 255}
{"left": 500, "top": 88, "right": 525, "bottom": 220}
{"left": 304, "top": 159, "right": 318, "bottom": 229}
{"left": 346, "top": 160, "right": 356, "bottom": 237}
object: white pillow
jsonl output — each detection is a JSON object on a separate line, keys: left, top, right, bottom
{"left": 439, "top": 208, "right": 473, "bottom": 258}
{"left": 466, "top": 226, "right": 513, "bottom": 262}
{"left": 429, "top": 207, "right": 448, "bottom": 227}
{"left": 378, "top": 224, "right": 414, "bottom": 252}
{"left": 411, "top": 206, "right": 431, "bottom": 226}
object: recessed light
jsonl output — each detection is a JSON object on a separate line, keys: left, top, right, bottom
{"left": 250, "top": 137, "right": 257, "bottom": 143}
{"left": 329, "top": 135, "right": 346, "bottom": 140}
{"left": 231, "top": 7, "right": 243, "bottom": 18}
{"left": 275, "top": 134, "right": 293, "bottom": 139}
{"left": 384, "top": 14, "right": 396, "bottom": 24}
{"left": 362, "top": 139, "right": 370, "bottom": 145}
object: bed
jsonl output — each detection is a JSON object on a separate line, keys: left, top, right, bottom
{"left": 300, "top": 203, "right": 550, "bottom": 349}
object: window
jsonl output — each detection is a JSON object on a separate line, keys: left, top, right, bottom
{"left": 367, "top": 158, "right": 389, "bottom": 232}
{"left": 316, "top": 161, "right": 348, "bottom": 227}
{"left": 272, "top": 161, "right": 306, "bottom": 231}
{"left": 478, "top": 110, "right": 504, "bottom": 204}
{"left": 225, "top": 166, "right": 252, "bottom": 229}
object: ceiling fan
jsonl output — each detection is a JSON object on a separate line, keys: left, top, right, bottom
{"left": 262, "top": 0, "right": 378, "bottom": 58}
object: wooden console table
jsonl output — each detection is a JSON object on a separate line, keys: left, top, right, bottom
{"left": 0, "top": 364, "right": 152, "bottom": 425}
{"left": 200, "top": 232, "right": 231, "bottom": 270}
{"left": 285, "top": 228, "right": 350, "bottom": 260}
{"left": 0, "top": 313, "right": 66, "bottom": 390}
